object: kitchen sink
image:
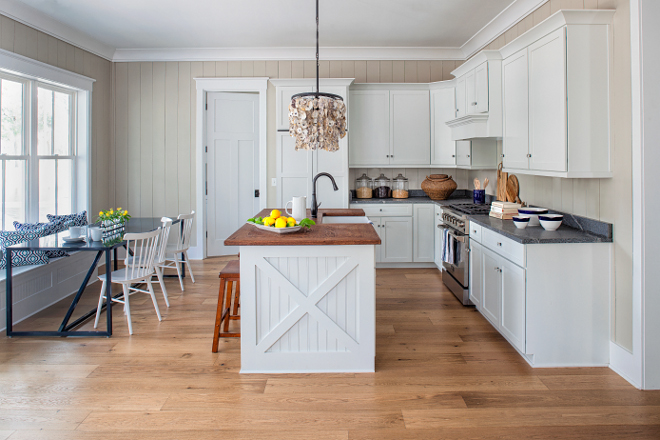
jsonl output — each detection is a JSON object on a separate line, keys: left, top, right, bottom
{"left": 321, "top": 216, "right": 372, "bottom": 224}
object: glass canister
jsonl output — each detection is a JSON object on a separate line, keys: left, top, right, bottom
{"left": 392, "top": 173, "right": 409, "bottom": 199}
{"left": 373, "top": 173, "right": 392, "bottom": 199}
{"left": 355, "top": 173, "right": 373, "bottom": 199}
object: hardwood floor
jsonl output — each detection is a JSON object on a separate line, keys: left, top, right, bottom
{"left": 1, "top": 258, "right": 659, "bottom": 439}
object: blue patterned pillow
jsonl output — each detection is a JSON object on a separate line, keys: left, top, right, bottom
{"left": 46, "top": 211, "right": 88, "bottom": 227}
{"left": 0, "top": 229, "right": 49, "bottom": 269}
{"left": 13, "top": 220, "right": 71, "bottom": 258}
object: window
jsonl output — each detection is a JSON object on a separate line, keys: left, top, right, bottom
{"left": 0, "top": 72, "right": 77, "bottom": 229}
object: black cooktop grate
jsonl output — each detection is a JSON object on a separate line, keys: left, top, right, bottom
{"left": 448, "top": 203, "right": 492, "bottom": 216}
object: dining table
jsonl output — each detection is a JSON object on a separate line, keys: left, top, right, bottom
{"left": 5, "top": 217, "right": 180, "bottom": 338}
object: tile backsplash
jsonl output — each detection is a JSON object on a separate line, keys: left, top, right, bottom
{"left": 349, "top": 168, "right": 470, "bottom": 190}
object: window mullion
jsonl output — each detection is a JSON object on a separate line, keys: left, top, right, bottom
{"left": 29, "top": 81, "right": 39, "bottom": 222}
{"left": 2, "top": 160, "right": 5, "bottom": 230}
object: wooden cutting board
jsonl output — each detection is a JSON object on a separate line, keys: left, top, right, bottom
{"left": 506, "top": 174, "right": 522, "bottom": 204}
{"left": 496, "top": 163, "right": 508, "bottom": 202}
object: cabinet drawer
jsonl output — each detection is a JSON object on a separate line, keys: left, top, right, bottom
{"left": 350, "top": 204, "right": 413, "bottom": 217}
{"left": 468, "top": 222, "right": 482, "bottom": 243}
{"left": 482, "top": 228, "right": 525, "bottom": 267}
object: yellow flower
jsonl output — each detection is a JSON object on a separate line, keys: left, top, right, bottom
{"left": 109, "top": 209, "right": 114, "bottom": 214}
{"left": 99, "top": 211, "right": 104, "bottom": 216}
{"left": 123, "top": 210, "right": 128, "bottom": 215}
{"left": 117, "top": 207, "right": 122, "bottom": 210}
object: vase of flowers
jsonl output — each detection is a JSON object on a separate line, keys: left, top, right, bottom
{"left": 97, "top": 208, "right": 131, "bottom": 239}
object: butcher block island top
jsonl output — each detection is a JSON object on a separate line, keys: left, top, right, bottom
{"left": 224, "top": 208, "right": 381, "bottom": 246}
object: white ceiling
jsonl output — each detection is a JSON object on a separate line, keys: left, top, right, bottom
{"left": 1, "top": 0, "right": 547, "bottom": 61}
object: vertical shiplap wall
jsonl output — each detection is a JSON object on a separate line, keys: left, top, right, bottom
{"left": 0, "top": 15, "right": 113, "bottom": 218}
{"left": 111, "top": 59, "right": 464, "bottom": 244}
{"left": 468, "top": 0, "right": 633, "bottom": 350}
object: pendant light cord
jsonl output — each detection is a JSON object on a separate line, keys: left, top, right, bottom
{"left": 316, "top": 0, "right": 320, "bottom": 97}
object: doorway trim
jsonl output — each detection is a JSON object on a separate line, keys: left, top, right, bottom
{"left": 194, "top": 77, "right": 268, "bottom": 260}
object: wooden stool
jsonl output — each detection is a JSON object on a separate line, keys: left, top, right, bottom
{"left": 212, "top": 259, "right": 240, "bottom": 352}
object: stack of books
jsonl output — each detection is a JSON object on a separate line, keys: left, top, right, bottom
{"left": 490, "top": 201, "right": 522, "bottom": 220}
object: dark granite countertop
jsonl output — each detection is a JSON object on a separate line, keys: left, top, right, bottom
{"left": 349, "top": 189, "right": 613, "bottom": 245}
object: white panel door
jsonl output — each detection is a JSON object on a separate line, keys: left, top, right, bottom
{"left": 500, "top": 258, "right": 526, "bottom": 352}
{"left": 481, "top": 247, "right": 502, "bottom": 327}
{"left": 465, "top": 69, "right": 477, "bottom": 115}
{"left": 413, "top": 204, "right": 435, "bottom": 263}
{"left": 348, "top": 90, "right": 390, "bottom": 166}
{"left": 475, "top": 62, "right": 489, "bottom": 113}
{"left": 456, "top": 140, "right": 472, "bottom": 167}
{"left": 381, "top": 216, "right": 413, "bottom": 263}
{"left": 390, "top": 90, "right": 431, "bottom": 165}
{"left": 455, "top": 75, "right": 467, "bottom": 118}
{"left": 502, "top": 49, "right": 530, "bottom": 170}
{"left": 431, "top": 87, "right": 457, "bottom": 166}
{"left": 276, "top": 133, "right": 312, "bottom": 208}
{"left": 206, "top": 92, "right": 259, "bottom": 256}
{"left": 469, "top": 240, "right": 483, "bottom": 309}
{"left": 528, "top": 27, "right": 568, "bottom": 172}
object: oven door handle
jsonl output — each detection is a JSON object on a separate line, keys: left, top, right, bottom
{"left": 437, "top": 224, "right": 467, "bottom": 243}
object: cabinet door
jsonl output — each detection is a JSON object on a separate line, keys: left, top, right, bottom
{"left": 455, "top": 140, "right": 472, "bottom": 167}
{"left": 481, "top": 248, "right": 502, "bottom": 327}
{"left": 475, "top": 62, "right": 489, "bottom": 113}
{"left": 381, "top": 216, "right": 413, "bottom": 263}
{"left": 455, "top": 76, "right": 466, "bottom": 118}
{"left": 469, "top": 240, "right": 484, "bottom": 309}
{"left": 431, "top": 87, "right": 457, "bottom": 166}
{"left": 372, "top": 218, "right": 383, "bottom": 263}
{"left": 348, "top": 90, "right": 390, "bottom": 166}
{"left": 276, "top": 133, "right": 313, "bottom": 207}
{"left": 413, "top": 204, "right": 435, "bottom": 263}
{"left": 276, "top": 86, "right": 311, "bottom": 130}
{"left": 433, "top": 205, "right": 442, "bottom": 268}
{"left": 528, "top": 27, "right": 567, "bottom": 172}
{"left": 465, "top": 69, "right": 477, "bottom": 115}
{"left": 390, "top": 90, "right": 431, "bottom": 165}
{"left": 500, "top": 258, "right": 526, "bottom": 352}
{"left": 502, "top": 49, "right": 530, "bottom": 170}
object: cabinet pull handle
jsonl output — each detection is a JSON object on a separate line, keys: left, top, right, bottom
{"left": 452, "top": 154, "right": 456, "bottom": 157}
{"left": 467, "top": 155, "right": 471, "bottom": 158}
{"left": 471, "top": 102, "right": 477, "bottom": 106}
{"left": 527, "top": 153, "right": 532, "bottom": 158}
{"left": 380, "top": 209, "right": 383, "bottom": 212}
{"left": 497, "top": 242, "right": 502, "bottom": 246}
{"left": 501, "top": 153, "right": 505, "bottom": 158}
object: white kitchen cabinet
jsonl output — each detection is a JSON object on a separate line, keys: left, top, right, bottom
{"left": 430, "top": 82, "right": 457, "bottom": 167}
{"left": 272, "top": 79, "right": 354, "bottom": 209}
{"left": 380, "top": 217, "right": 413, "bottom": 263}
{"left": 433, "top": 205, "right": 442, "bottom": 268}
{"left": 349, "top": 84, "right": 430, "bottom": 167}
{"left": 502, "top": 48, "right": 530, "bottom": 170}
{"left": 413, "top": 204, "right": 435, "bottom": 263}
{"left": 455, "top": 139, "right": 497, "bottom": 169}
{"left": 348, "top": 89, "right": 390, "bottom": 166}
{"left": 390, "top": 90, "right": 431, "bottom": 165}
{"left": 468, "top": 240, "right": 483, "bottom": 309}
{"left": 481, "top": 247, "right": 501, "bottom": 328}
{"left": 446, "top": 51, "right": 502, "bottom": 141}
{"left": 470, "top": 218, "right": 611, "bottom": 367}
{"left": 500, "top": 257, "right": 526, "bottom": 353}
{"left": 499, "top": 10, "right": 614, "bottom": 178}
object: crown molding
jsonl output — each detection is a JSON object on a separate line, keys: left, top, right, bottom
{"left": 112, "top": 46, "right": 466, "bottom": 62}
{"left": 460, "top": 0, "right": 548, "bottom": 59}
{"left": 0, "top": 0, "right": 115, "bottom": 60}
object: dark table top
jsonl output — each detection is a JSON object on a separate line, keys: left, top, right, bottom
{"left": 7, "top": 217, "right": 180, "bottom": 251}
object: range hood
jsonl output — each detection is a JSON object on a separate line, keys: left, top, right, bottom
{"left": 445, "top": 51, "right": 502, "bottom": 141}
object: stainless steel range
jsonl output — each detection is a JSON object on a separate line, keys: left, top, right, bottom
{"left": 439, "top": 203, "right": 491, "bottom": 305}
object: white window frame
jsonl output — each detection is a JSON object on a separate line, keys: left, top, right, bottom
{"left": 0, "top": 48, "right": 94, "bottom": 226}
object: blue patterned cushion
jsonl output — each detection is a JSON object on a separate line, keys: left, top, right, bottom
{"left": 0, "top": 229, "right": 49, "bottom": 269}
{"left": 46, "top": 211, "right": 88, "bottom": 227}
{"left": 13, "top": 220, "right": 71, "bottom": 258}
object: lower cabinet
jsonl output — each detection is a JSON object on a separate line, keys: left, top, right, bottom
{"left": 413, "top": 204, "right": 435, "bottom": 263}
{"left": 481, "top": 246, "right": 503, "bottom": 328}
{"left": 433, "top": 205, "right": 443, "bottom": 268}
{"left": 500, "top": 257, "right": 526, "bottom": 352}
{"left": 468, "top": 240, "right": 483, "bottom": 309}
{"left": 372, "top": 216, "right": 413, "bottom": 263}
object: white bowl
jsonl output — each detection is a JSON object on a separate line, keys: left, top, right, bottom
{"left": 517, "top": 207, "right": 549, "bottom": 227}
{"left": 539, "top": 214, "right": 563, "bottom": 231}
{"left": 512, "top": 215, "right": 530, "bottom": 229}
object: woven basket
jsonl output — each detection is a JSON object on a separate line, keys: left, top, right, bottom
{"left": 421, "top": 174, "right": 457, "bottom": 200}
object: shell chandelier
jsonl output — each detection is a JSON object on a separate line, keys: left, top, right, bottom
{"left": 288, "top": 0, "right": 347, "bottom": 152}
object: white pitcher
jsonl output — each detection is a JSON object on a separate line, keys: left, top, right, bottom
{"left": 285, "top": 196, "right": 307, "bottom": 222}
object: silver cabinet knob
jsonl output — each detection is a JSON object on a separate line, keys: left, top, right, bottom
{"left": 452, "top": 154, "right": 455, "bottom": 157}
{"left": 471, "top": 102, "right": 477, "bottom": 106}
{"left": 497, "top": 242, "right": 502, "bottom": 247}
{"left": 527, "top": 153, "right": 532, "bottom": 158}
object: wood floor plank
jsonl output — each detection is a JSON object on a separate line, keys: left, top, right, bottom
{"left": 1, "top": 261, "right": 658, "bottom": 439}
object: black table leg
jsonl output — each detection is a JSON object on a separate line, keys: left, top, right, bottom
{"left": 106, "top": 249, "right": 113, "bottom": 335}
{"left": 113, "top": 248, "right": 118, "bottom": 271}
{"left": 5, "top": 249, "right": 12, "bottom": 336}
{"left": 59, "top": 251, "right": 103, "bottom": 332}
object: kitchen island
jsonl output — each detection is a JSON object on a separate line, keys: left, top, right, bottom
{"left": 224, "top": 208, "right": 381, "bottom": 373}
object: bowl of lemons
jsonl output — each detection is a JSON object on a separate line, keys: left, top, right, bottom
{"left": 247, "top": 210, "right": 315, "bottom": 234}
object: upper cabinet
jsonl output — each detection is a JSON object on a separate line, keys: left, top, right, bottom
{"left": 445, "top": 51, "right": 502, "bottom": 141}
{"left": 430, "top": 81, "right": 457, "bottom": 167}
{"left": 500, "top": 10, "right": 615, "bottom": 178}
{"left": 349, "top": 84, "right": 430, "bottom": 167}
